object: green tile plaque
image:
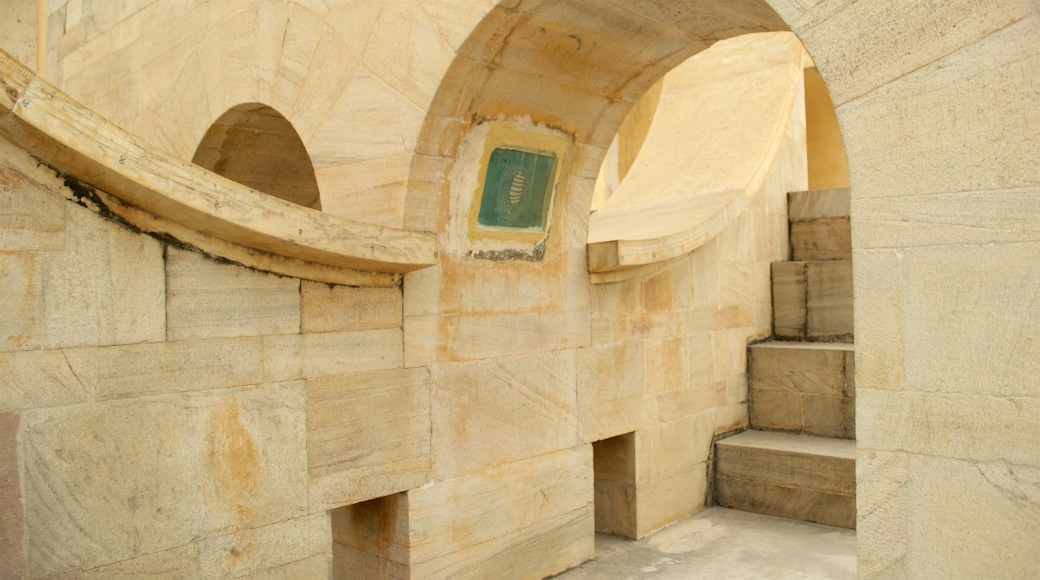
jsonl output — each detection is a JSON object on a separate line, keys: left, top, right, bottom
{"left": 477, "top": 147, "right": 557, "bottom": 230}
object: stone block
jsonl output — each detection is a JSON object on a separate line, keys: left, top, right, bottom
{"left": 591, "top": 311, "right": 683, "bottom": 345}
{"left": 165, "top": 247, "right": 300, "bottom": 341}
{"left": 0, "top": 412, "right": 25, "bottom": 578}
{"left": 0, "top": 349, "right": 93, "bottom": 413}
{"left": 806, "top": 260, "right": 853, "bottom": 339}
{"left": 407, "top": 311, "right": 590, "bottom": 364}
{"left": 649, "top": 413, "right": 713, "bottom": 482}
{"left": 749, "top": 389, "right": 803, "bottom": 432}
{"left": 0, "top": 251, "right": 41, "bottom": 352}
{"left": 406, "top": 446, "right": 594, "bottom": 579}
{"left": 240, "top": 553, "right": 329, "bottom": 580}
{"left": 643, "top": 337, "right": 687, "bottom": 394}
{"left": 316, "top": 155, "right": 409, "bottom": 228}
{"left": 197, "top": 513, "right": 329, "bottom": 579}
{"left": 800, "top": 0, "right": 1028, "bottom": 105}
{"left": 857, "top": 450, "right": 908, "bottom": 578}
{"left": 852, "top": 249, "right": 903, "bottom": 391}
{"left": 22, "top": 384, "right": 308, "bottom": 577}
{"left": 771, "top": 261, "right": 806, "bottom": 338}
{"left": 642, "top": 259, "right": 693, "bottom": 312}
{"left": 577, "top": 342, "right": 644, "bottom": 408}
{"left": 803, "top": 393, "right": 855, "bottom": 440}
{"left": 713, "top": 328, "right": 751, "bottom": 380}
{"left": 40, "top": 205, "right": 165, "bottom": 349}
{"left": 902, "top": 243, "right": 1040, "bottom": 397}
{"left": 715, "top": 474, "right": 855, "bottom": 529}
{"left": 749, "top": 341, "right": 851, "bottom": 395}
{"left": 906, "top": 456, "right": 1040, "bottom": 578}
{"left": 853, "top": 188, "right": 1040, "bottom": 250}
{"left": 686, "top": 332, "right": 715, "bottom": 382}
{"left": 637, "top": 463, "right": 707, "bottom": 538}
{"left": 579, "top": 396, "right": 647, "bottom": 445}
{"left": 718, "top": 429, "right": 855, "bottom": 492}
{"left": 300, "top": 281, "right": 402, "bottom": 333}
{"left": 788, "top": 188, "right": 850, "bottom": 221}
{"left": 838, "top": 16, "right": 1039, "bottom": 200}
{"left": 263, "top": 329, "right": 402, "bottom": 383}
{"left": 431, "top": 351, "right": 576, "bottom": 480}
{"left": 791, "top": 218, "right": 851, "bottom": 261}
{"left": 0, "top": 165, "right": 66, "bottom": 252}
{"left": 64, "top": 337, "right": 264, "bottom": 400}
{"left": 308, "top": 368, "right": 431, "bottom": 509}
{"left": 70, "top": 544, "right": 198, "bottom": 579}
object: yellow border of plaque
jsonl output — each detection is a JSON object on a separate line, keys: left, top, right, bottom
{"left": 468, "top": 122, "right": 567, "bottom": 244}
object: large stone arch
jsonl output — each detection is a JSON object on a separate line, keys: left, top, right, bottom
{"left": 405, "top": 0, "right": 1040, "bottom": 576}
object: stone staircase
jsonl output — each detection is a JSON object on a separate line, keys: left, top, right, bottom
{"left": 714, "top": 187, "right": 856, "bottom": 529}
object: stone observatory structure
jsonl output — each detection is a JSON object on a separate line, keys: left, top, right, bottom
{"left": 0, "top": 1, "right": 1037, "bottom": 578}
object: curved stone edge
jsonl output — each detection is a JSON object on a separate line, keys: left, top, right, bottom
{"left": 586, "top": 35, "right": 802, "bottom": 277}
{"left": 0, "top": 50, "right": 437, "bottom": 281}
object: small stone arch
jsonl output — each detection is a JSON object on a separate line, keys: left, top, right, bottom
{"left": 192, "top": 102, "right": 322, "bottom": 210}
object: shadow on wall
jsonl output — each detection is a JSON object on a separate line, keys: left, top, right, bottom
{"left": 193, "top": 102, "right": 322, "bottom": 210}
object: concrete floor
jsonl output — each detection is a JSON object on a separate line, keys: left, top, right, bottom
{"left": 555, "top": 507, "right": 856, "bottom": 579}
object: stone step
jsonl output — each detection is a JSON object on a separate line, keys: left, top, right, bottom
{"left": 714, "top": 430, "right": 856, "bottom": 529}
{"left": 748, "top": 341, "right": 855, "bottom": 439}
{"left": 788, "top": 188, "right": 851, "bottom": 262}
{"left": 772, "top": 260, "right": 853, "bottom": 341}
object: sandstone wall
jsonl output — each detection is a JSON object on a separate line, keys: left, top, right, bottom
{"left": 2, "top": 0, "right": 1038, "bottom": 578}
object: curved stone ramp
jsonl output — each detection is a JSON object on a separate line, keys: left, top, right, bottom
{"left": 587, "top": 32, "right": 804, "bottom": 276}
{"left": 0, "top": 50, "right": 436, "bottom": 285}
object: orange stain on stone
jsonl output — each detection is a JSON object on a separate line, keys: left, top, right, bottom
{"left": 207, "top": 399, "right": 260, "bottom": 520}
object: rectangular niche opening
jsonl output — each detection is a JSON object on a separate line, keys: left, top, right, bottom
{"left": 592, "top": 432, "right": 637, "bottom": 540}
{"left": 330, "top": 492, "right": 409, "bottom": 578}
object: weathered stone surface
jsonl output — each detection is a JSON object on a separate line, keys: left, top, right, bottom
{"left": 906, "top": 456, "right": 1040, "bottom": 578}
{"left": 771, "top": 261, "right": 806, "bottom": 337}
{"left": 852, "top": 187, "right": 1040, "bottom": 250}
{"left": 806, "top": 260, "right": 853, "bottom": 339}
{"left": 749, "top": 341, "right": 851, "bottom": 395}
{"left": 857, "top": 450, "right": 908, "bottom": 579}
{"left": 716, "top": 431, "right": 856, "bottom": 495}
{"left": 240, "top": 553, "right": 329, "bottom": 580}
{"left": 788, "top": 188, "right": 850, "bottom": 221}
{"left": 263, "top": 329, "right": 402, "bottom": 383}
{"left": 407, "top": 310, "right": 590, "bottom": 364}
{"left": 308, "top": 368, "right": 431, "bottom": 509}
{"left": 851, "top": 249, "right": 903, "bottom": 391}
{"left": 0, "top": 349, "right": 92, "bottom": 414}
{"left": 300, "top": 281, "right": 402, "bottom": 333}
{"left": 790, "top": 218, "right": 850, "bottom": 261}
{"left": 22, "top": 384, "right": 308, "bottom": 577}
{"left": 431, "top": 351, "right": 576, "bottom": 479}
{"left": 839, "top": 16, "right": 1040, "bottom": 200}
{"left": 637, "top": 463, "right": 707, "bottom": 537}
{"left": 68, "top": 544, "right": 198, "bottom": 579}
{"left": 39, "top": 205, "right": 165, "bottom": 349}
{"left": 197, "top": 513, "right": 329, "bottom": 579}
{"left": 406, "top": 446, "right": 594, "bottom": 579}
{"left": 0, "top": 412, "right": 25, "bottom": 578}
{"left": 64, "top": 337, "right": 264, "bottom": 400}
{"left": 165, "top": 247, "right": 300, "bottom": 341}
{"left": 902, "top": 243, "right": 1040, "bottom": 397}
{"left": 577, "top": 342, "right": 646, "bottom": 442}
{"left": 0, "top": 164, "right": 66, "bottom": 252}
{"left": 0, "top": 251, "right": 41, "bottom": 352}
{"left": 800, "top": 0, "right": 1028, "bottom": 105}
{"left": 644, "top": 337, "right": 688, "bottom": 394}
